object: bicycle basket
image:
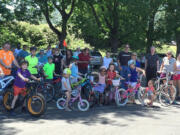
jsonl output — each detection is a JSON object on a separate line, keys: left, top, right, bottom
{"left": 112, "top": 79, "right": 120, "bottom": 87}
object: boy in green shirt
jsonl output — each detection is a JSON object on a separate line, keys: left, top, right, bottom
{"left": 25, "top": 47, "right": 38, "bottom": 76}
{"left": 43, "top": 56, "right": 56, "bottom": 82}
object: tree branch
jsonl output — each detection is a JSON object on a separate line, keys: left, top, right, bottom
{"left": 88, "top": 2, "right": 106, "bottom": 33}
{"left": 101, "top": 6, "right": 112, "bottom": 30}
{"left": 41, "top": 0, "right": 61, "bottom": 36}
{"left": 67, "top": 0, "right": 76, "bottom": 19}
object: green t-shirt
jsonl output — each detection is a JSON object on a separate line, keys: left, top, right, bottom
{"left": 25, "top": 55, "right": 38, "bottom": 75}
{"left": 43, "top": 63, "right": 55, "bottom": 79}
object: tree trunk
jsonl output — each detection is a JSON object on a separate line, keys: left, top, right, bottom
{"left": 146, "top": 13, "right": 155, "bottom": 53}
{"left": 109, "top": 30, "right": 119, "bottom": 53}
{"left": 176, "top": 31, "right": 180, "bottom": 57}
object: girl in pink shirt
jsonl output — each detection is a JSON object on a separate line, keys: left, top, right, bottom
{"left": 143, "top": 80, "right": 156, "bottom": 106}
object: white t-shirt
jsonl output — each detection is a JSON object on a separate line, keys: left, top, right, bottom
{"left": 175, "top": 60, "right": 180, "bottom": 74}
{"left": 162, "top": 57, "right": 176, "bottom": 73}
{"left": 61, "top": 77, "right": 71, "bottom": 91}
{"left": 103, "top": 56, "right": 112, "bottom": 69}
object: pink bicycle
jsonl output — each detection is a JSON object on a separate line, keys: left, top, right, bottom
{"left": 56, "top": 85, "right": 90, "bottom": 111}
{"left": 116, "top": 81, "right": 144, "bottom": 106}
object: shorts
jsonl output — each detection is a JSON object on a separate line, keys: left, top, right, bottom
{"left": 129, "top": 82, "right": 137, "bottom": 88}
{"left": 173, "top": 74, "right": 180, "bottom": 80}
{"left": 160, "top": 73, "right": 173, "bottom": 80}
{"left": 13, "top": 85, "right": 26, "bottom": 96}
{"left": 147, "top": 90, "right": 154, "bottom": 96}
{"left": 93, "top": 84, "right": 106, "bottom": 94}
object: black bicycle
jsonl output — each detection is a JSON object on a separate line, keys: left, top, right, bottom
{"left": 3, "top": 80, "right": 47, "bottom": 117}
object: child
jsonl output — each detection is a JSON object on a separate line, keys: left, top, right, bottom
{"left": 43, "top": 56, "right": 56, "bottom": 82}
{"left": 93, "top": 66, "right": 107, "bottom": 106}
{"left": 70, "top": 56, "right": 82, "bottom": 84}
{"left": 61, "top": 68, "right": 72, "bottom": 111}
{"left": 128, "top": 60, "right": 145, "bottom": 103}
{"left": 128, "top": 60, "right": 146, "bottom": 88}
{"left": 143, "top": 80, "right": 156, "bottom": 106}
{"left": 105, "top": 64, "right": 123, "bottom": 104}
{"left": 10, "top": 61, "right": 41, "bottom": 115}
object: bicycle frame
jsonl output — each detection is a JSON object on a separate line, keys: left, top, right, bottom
{"left": 0, "top": 76, "right": 14, "bottom": 93}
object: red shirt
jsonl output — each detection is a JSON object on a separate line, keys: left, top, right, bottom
{"left": 145, "top": 87, "right": 155, "bottom": 93}
{"left": 78, "top": 53, "right": 90, "bottom": 69}
{"left": 107, "top": 70, "right": 116, "bottom": 85}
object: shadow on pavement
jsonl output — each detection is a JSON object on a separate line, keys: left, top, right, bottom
{"left": 0, "top": 102, "right": 172, "bottom": 135}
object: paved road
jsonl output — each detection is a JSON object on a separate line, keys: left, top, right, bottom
{"left": 0, "top": 102, "right": 180, "bottom": 135}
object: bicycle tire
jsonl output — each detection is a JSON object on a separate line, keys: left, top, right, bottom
{"left": 56, "top": 98, "right": 66, "bottom": 110}
{"left": 137, "top": 87, "right": 146, "bottom": 104}
{"left": 115, "top": 88, "right": 128, "bottom": 106}
{"left": 3, "top": 88, "right": 14, "bottom": 111}
{"left": 27, "top": 93, "right": 46, "bottom": 117}
{"left": 36, "top": 83, "right": 55, "bottom": 103}
{"left": 78, "top": 99, "right": 89, "bottom": 111}
{"left": 159, "top": 85, "right": 176, "bottom": 106}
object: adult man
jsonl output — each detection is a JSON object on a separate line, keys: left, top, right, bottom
{"left": 14, "top": 43, "right": 22, "bottom": 57}
{"left": 145, "top": 46, "right": 159, "bottom": 82}
{"left": 17, "top": 45, "right": 29, "bottom": 61}
{"left": 103, "top": 52, "right": 113, "bottom": 69}
{"left": 46, "top": 45, "right": 52, "bottom": 57}
{"left": 78, "top": 48, "right": 90, "bottom": 74}
{"left": 37, "top": 50, "right": 48, "bottom": 65}
{"left": 25, "top": 47, "right": 38, "bottom": 76}
{"left": 73, "top": 47, "right": 81, "bottom": 57}
{"left": 118, "top": 44, "right": 131, "bottom": 80}
{"left": 0, "top": 43, "right": 19, "bottom": 76}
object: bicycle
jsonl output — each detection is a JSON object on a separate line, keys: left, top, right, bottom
{"left": 0, "top": 76, "right": 14, "bottom": 103}
{"left": 138, "top": 71, "right": 177, "bottom": 106}
{"left": 3, "top": 80, "right": 47, "bottom": 117}
{"left": 56, "top": 85, "right": 90, "bottom": 111}
{"left": 35, "top": 64, "right": 55, "bottom": 103}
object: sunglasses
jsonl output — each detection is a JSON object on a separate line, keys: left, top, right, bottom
{"left": 167, "top": 53, "right": 172, "bottom": 55}
{"left": 102, "top": 70, "right": 106, "bottom": 72}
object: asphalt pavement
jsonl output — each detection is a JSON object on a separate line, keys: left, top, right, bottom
{"left": 0, "top": 101, "right": 180, "bottom": 135}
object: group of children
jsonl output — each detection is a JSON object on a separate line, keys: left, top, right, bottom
{"left": 0, "top": 52, "right": 157, "bottom": 114}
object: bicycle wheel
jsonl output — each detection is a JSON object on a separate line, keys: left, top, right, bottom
{"left": 56, "top": 98, "right": 66, "bottom": 110}
{"left": 115, "top": 88, "right": 128, "bottom": 106}
{"left": 3, "top": 88, "right": 14, "bottom": 111}
{"left": 159, "top": 85, "right": 176, "bottom": 106}
{"left": 27, "top": 93, "right": 46, "bottom": 117}
{"left": 138, "top": 87, "right": 146, "bottom": 104}
{"left": 78, "top": 99, "right": 89, "bottom": 111}
{"left": 37, "top": 83, "right": 55, "bottom": 103}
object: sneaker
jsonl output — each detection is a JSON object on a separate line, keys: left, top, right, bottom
{"left": 21, "top": 107, "right": 27, "bottom": 114}
{"left": 65, "top": 107, "right": 72, "bottom": 112}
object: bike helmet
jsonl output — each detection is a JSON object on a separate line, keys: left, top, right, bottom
{"left": 128, "top": 60, "right": 136, "bottom": 66}
{"left": 63, "top": 68, "right": 71, "bottom": 75}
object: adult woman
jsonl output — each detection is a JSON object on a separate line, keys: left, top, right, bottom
{"left": 64, "top": 49, "right": 73, "bottom": 68}
{"left": 174, "top": 54, "right": 180, "bottom": 100}
{"left": 53, "top": 48, "right": 64, "bottom": 75}
{"left": 103, "top": 52, "right": 113, "bottom": 69}
{"left": 159, "top": 50, "right": 176, "bottom": 102}
{"left": 128, "top": 52, "right": 141, "bottom": 68}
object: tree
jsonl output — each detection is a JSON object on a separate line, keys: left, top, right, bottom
{"left": 33, "top": 0, "right": 76, "bottom": 47}
{"left": 164, "top": 0, "right": 180, "bottom": 56}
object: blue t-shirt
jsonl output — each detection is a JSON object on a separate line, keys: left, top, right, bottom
{"left": 129, "top": 67, "right": 138, "bottom": 82}
{"left": 14, "top": 68, "right": 31, "bottom": 88}
{"left": 136, "top": 60, "right": 141, "bottom": 68}
{"left": 37, "top": 54, "right": 48, "bottom": 64}
{"left": 18, "top": 50, "right": 29, "bottom": 59}
{"left": 71, "top": 63, "right": 78, "bottom": 78}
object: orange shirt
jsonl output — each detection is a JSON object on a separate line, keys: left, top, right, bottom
{"left": 0, "top": 50, "right": 15, "bottom": 75}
